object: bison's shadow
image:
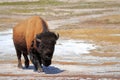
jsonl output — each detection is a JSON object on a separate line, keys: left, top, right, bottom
{"left": 23, "top": 65, "right": 64, "bottom": 74}
{"left": 42, "top": 66, "right": 64, "bottom": 74}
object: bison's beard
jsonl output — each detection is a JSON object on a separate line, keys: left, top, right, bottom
{"left": 42, "top": 59, "right": 51, "bottom": 67}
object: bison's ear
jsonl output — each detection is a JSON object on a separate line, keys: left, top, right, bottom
{"left": 35, "top": 34, "right": 42, "bottom": 47}
{"left": 36, "top": 39, "right": 41, "bottom": 42}
{"left": 36, "top": 34, "right": 42, "bottom": 42}
{"left": 35, "top": 38, "right": 41, "bottom": 47}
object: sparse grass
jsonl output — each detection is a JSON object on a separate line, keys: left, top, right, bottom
{"left": 0, "top": 0, "right": 65, "bottom": 15}
{"left": 10, "top": 8, "right": 47, "bottom": 13}
{"left": 82, "top": 14, "right": 120, "bottom": 26}
{"left": 94, "top": 15, "right": 120, "bottom": 24}
{"left": 90, "top": 52, "right": 120, "bottom": 57}
{"left": 0, "top": 0, "right": 119, "bottom": 18}
{"left": 56, "top": 29, "right": 120, "bottom": 43}
{"left": 0, "top": 0, "right": 120, "bottom": 43}
{"left": 10, "top": 9, "right": 32, "bottom": 13}
{"left": 0, "top": 18, "right": 21, "bottom": 31}
{"left": 0, "top": 26, "right": 11, "bottom": 31}
{"left": 0, "top": 18, "right": 18, "bottom": 23}
{"left": 64, "top": 1, "right": 120, "bottom": 9}
{"left": 0, "top": 0, "right": 65, "bottom": 6}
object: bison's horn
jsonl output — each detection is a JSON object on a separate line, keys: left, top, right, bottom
{"left": 56, "top": 33, "right": 59, "bottom": 40}
{"left": 36, "top": 39, "right": 41, "bottom": 42}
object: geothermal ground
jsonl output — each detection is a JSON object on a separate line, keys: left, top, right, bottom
{"left": 0, "top": 0, "right": 120, "bottom": 80}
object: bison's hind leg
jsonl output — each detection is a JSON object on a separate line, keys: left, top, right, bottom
{"left": 23, "top": 52, "right": 29, "bottom": 68}
{"left": 16, "top": 50, "right": 23, "bottom": 68}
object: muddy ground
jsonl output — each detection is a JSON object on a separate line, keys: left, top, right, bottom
{"left": 0, "top": 0, "right": 120, "bottom": 80}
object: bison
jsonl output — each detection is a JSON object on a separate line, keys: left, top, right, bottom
{"left": 13, "top": 16, "right": 59, "bottom": 72}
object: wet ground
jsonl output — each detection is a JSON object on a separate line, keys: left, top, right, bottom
{"left": 0, "top": 0, "right": 120, "bottom": 80}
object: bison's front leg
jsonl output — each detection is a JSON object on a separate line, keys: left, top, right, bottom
{"left": 30, "top": 49, "right": 43, "bottom": 72}
{"left": 35, "top": 59, "right": 43, "bottom": 72}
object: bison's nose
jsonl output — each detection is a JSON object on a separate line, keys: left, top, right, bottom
{"left": 44, "top": 63, "right": 50, "bottom": 67}
{"left": 43, "top": 60, "right": 51, "bottom": 67}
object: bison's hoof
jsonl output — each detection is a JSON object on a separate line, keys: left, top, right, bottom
{"left": 37, "top": 68, "right": 43, "bottom": 73}
{"left": 25, "top": 62, "right": 29, "bottom": 68}
{"left": 18, "top": 64, "right": 23, "bottom": 68}
{"left": 25, "top": 65, "right": 29, "bottom": 68}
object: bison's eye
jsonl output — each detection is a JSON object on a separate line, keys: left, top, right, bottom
{"left": 45, "top": 54, "right": 52, "bottom": 60}
{"left": 41, "top": 44, "right": 45, "bottom": 48}
{"left": 49, "top": 41, "right": 56, "bottom": 45}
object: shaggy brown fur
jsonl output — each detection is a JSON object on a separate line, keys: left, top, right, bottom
{"left": 13, "top": 16, "right": 49, "bottom": 52}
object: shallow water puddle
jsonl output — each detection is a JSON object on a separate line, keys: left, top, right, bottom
{"left": 54, "top": 39, "right": 96, "bottom": 56}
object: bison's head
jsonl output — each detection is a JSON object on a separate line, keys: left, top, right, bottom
{"left": 35, "top": 32, "right": 59, "bottom": 67}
